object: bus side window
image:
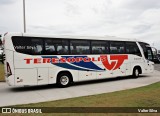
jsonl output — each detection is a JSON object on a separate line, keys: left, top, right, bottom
{"left": 44, "top": 39, "right": 69, "bottom": 55}
{"left": 126, "top": 42, "right": 142, "bottom": 57}
{"left": 57, "top": 40, "right": 69, "bottom": 55}
{"left": 70, "top": 40, "right": 90, "bottom": 55}
{"left": 91, "top": 41, "right": 109, "bottom": 54}
{"left": 44, "top": 39, "right": 57, "bottom": 55}
{"left": 12, "top": 36, "right": 32, "bottom": 55}
{"left": 31, "top": 39, "right": 43, "bottom": 55}
{"left": 12, "top": 36, "right": 44, "bottom": 55}
{"left": 70, "top": 45, "right": 77, "bottom": 54}
{"left": 110, "top": 41, "right": 125, "bottom": 54}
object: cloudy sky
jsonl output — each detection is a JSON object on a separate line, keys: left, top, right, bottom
{"left": 0, "top": 0, "right": 160, "bottom": 49}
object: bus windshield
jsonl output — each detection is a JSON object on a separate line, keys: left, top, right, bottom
{"left": 147, "top": 47, "right": 153, "bottom": 61}
{"left": 139, "top": 42, "right": 153, "bottom": 61}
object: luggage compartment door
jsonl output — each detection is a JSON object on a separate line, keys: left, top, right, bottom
{"left": 15, "top": 68, "right": 37, "bottom": 85}
{"left": 37, "top": 68, "right": 48, "bottom": 85}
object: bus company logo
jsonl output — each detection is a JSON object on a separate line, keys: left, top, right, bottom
{"left": 100, "top": 55, "right": 128, "bottom": 70}
{"left": 24, "top": 55, "right": 128, "bottom": 71}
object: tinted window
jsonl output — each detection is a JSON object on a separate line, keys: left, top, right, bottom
{"left": 126, "top": 42, "right": 141, "bottom": 56}
{"left": 31, "top": 39, "right": 43, "bottom": 55}
{"left": 44, "top": 39, "right": 69, "bottom": 55}
{"left": 140, "top": 42, "right": 153, "bottom": 60}
{"left": 12, "top": 36, "right": 43, "bottom": 55}
{"left": 139, "top": 42, "right": 148, "bottom": 58}
{"left": 91, "top": 41, "right": 109, "bottom": 54}
{"left": 147, "top": 48, "right": 153, "bottom": 60}
{"left": 110, "top": 41, "right": 125, "bottom": 54}
{"left": 70, "top": 40, "right": 90, "bottom": 54}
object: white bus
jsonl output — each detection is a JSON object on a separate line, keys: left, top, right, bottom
{"left": 4, "top": 33, "right": 154, "bottom": 87}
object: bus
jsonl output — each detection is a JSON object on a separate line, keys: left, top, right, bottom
{"left": 4, "top": 33, "right": 154, "bottom": 87}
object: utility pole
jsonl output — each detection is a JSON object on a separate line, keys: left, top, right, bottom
{"left": 23, "top": 0, "right": 26, "bottom": 33}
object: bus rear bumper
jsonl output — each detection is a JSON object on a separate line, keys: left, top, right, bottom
{"left": 5, "top": 75, "right": 15, "bottom": 86}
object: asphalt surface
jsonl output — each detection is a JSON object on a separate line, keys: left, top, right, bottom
{"left": 0, "top": 67, "right": 160, "bottom": 107}
{"left": 154, "top": 64, "right": 160, "bottom": 71}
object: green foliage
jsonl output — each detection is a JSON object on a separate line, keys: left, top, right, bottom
{"left": 0, "top": 64, "right": 4, "bottom": 81}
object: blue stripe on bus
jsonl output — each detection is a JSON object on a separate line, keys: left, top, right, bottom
{"left": 62, "top": 56, "right": 103, "bottom": 71}
{"left": 53, "top": 63, "right": 90, "bottom": 71}
{"left": 42, "top": 56, "right": 103, "bottom": 71}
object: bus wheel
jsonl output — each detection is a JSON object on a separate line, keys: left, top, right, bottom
{"left": 57, "top": 73, "right": 71, "bottom": 88}
{"left": 132, "top": 68, "right": 140, "bottom": 78}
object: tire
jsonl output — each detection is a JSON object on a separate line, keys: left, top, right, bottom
{"left": 57, "top": 73, "right": 71, "bottom": 88}
{"left": 132, "top": 68, "right": 140, "bottom": 78}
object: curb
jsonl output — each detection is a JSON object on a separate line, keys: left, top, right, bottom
{"left": 0, "top": 81, "right": 5, "bottom": 82}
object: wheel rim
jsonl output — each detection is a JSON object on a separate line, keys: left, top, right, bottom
{"left": 135, "top": 69, "right": 139, "bottom": 77}
{"left": 60, "top": 76, "right": 69, "bottom": 86}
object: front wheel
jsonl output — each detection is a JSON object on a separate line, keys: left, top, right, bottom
{"left": 57, "top": 73, "right": 71, "bottom": 88}
{"left": 132, "top": 68, "right": 140, "bottom": 78}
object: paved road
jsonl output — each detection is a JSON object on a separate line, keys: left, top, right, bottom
{"left": 154, "top": 64, "right": 160, "bottom": 71}
{"left": 0, "top": 70, "right": 160, "bottom": 107}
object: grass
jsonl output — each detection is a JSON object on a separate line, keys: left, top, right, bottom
{"left": 15, "top": 82, "right": 160, "bottom": 107}
{"left": 5, "top": 82, "right": 159, "bottom": 116}
{"left": 0, "top": 63, "right": 4, "bottom": 81}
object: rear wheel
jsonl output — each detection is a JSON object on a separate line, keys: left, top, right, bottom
{"left": 132, "top": 68, "right": 140, "bottom": 78}
{"left": 57, "top": 73, "right": 71, "bottom": 87}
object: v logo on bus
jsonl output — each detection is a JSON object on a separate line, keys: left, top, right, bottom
{"left": 100, "top": 55, "right": 128, "bottom": 70}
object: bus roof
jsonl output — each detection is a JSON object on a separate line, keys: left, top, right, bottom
{"left": 6, "top": 32, "right": 144, "bottom": 42}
